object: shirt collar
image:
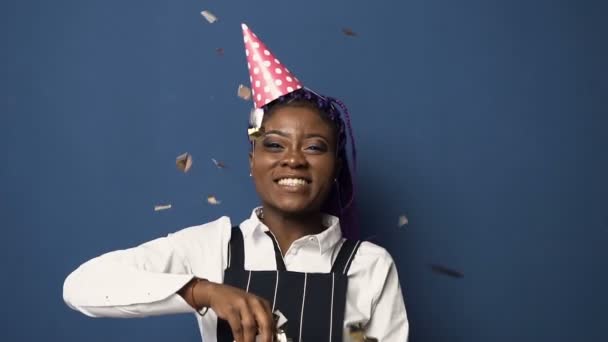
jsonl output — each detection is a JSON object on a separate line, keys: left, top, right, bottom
{"left": 240, "top": 207, "right": 343, "bottom": 255}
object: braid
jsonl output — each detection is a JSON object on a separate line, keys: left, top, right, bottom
{"left": 328, "top": 97, "right": 357, "bottom": 173}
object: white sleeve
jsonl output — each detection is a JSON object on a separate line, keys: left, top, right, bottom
{"left": 62, "top": 216, "right": 231, "bottom": 318}
{"left": 365, "top": 254, "right": 409, "bottom": 341}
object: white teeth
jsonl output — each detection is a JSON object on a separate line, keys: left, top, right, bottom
{"left": 277, "top": 178, "right": 308, "bottom": 186}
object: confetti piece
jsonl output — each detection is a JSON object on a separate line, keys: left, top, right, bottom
{"left": 247, "top": 127, "right": 264, "bottom": 141}
{"left": 430, "top": 264, "right": 464, "bottom": 278}
{"left": 211, "top": 158, "right": 226, "bottom": 169}
{"left": 176, "top": 153, "right": 193, "bottom": 173}
{"left": 154, "top": 204, "right": 172, "bottom": 211}
{"left": 273, "top": 309, "right": 288, "bottom": 328}
{"left": 215, "top": 47, "right": 224, "bottom": 56}
{"left": 249, "top": 108, "right": 264, "bottom": 129}
{"left": 342, "top": 28, "right": 357, "bottom": 37}
{"left": 398, "top": 215, "right": 409, "bottom": 227}
{"left": 237, "top": 84, "right": 252, "bottom": 100}
{"left": 247, "top": 108, "right": 265, "bottom": 140}
{"left": 273, "top": 310, "right": 289, "bottom": 342}
{"left": 200, "top": 10, "right": 217, "bottom": 23}
{"left": 207, "top": 195, "right": 221, "bottom": 205}
{"left": 348, "top": 322, "right": 378, "bottom": 342}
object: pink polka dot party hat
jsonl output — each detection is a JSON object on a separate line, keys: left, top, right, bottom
{"left": 241, "top": 23, "right": 303, "bottom": 109}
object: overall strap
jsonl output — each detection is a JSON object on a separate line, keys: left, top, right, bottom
{"left": 227, "top": 226, "right": 245, "bottom": 270}
{"left": 264, "top": 231, "right": 287, "bottom": 271}
{"left": 330, "top": 240, "right": 362, "bottom": 275}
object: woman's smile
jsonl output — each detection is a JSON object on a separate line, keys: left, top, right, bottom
{"left": 275, "top": 177, "right": 311, "bottom": 192}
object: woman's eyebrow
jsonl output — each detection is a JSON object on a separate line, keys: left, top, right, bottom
{"left": 264, "top": 130, "right": 329, "bottom": 141}
{"left": 304, "top": 133, "right": 329, "bottom": 140}
{"left": 263, "top": 129, "right": 290, "bottom": 137}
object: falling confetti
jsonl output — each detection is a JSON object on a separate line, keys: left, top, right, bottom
{"left": 154, "top": 204, "right": 172, "bottom": 212}
{"left": 207, "top": 195, "right": 221, "bottom": 205}
{"left": 273, "top": 310, "right": 288, "bottom": 328}
{"left": 211, "top": 158, "right": 226, "bottom": 169}
{"left": 215, "top": 47, "right": 224, "bottom": 56}
{"left": 248, "top": 108, "right": 265, "bottom": 140}
{"left": 342, "top": 28, "right": 357, "bottom": 37}
{"left": 348, "top": 322, "right": 378, "bottom": 342}
{"left": 273, "top": 310, "right": 289, "bottom": 342}
{"left": 176, "top": 153, "right": 193, "bottom": 173}
{"left": 430, "top": 264, "right": 464, "bottom": 278}
{"left": 398, "top": 215, "right": 409, "bottom": 227}
{"left": 237, "top": 84, "right": 252, "bottom": 100}
{"left": 200, "top": 10, "right": 218, "bottom": 24}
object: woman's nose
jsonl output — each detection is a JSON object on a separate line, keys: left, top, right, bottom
{"left": 281, "top": 149, "right": 307, "bottom": 168}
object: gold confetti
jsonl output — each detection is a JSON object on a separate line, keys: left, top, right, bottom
{"left": 211, "top": 158, "right": 226, "bottom": 169}
{"left": 347, "top": 322, "right": 378, "bottom": 342}
{"left": 248, "top": 108, "right": 265, "bottom": 140}
{"left": 248, "top": 127, "right": 262, "bottom": 141}
{"left": 154, "top": 204, "right": 172, "bottom": 211}
{"left": 342, "top": 27, "right": 357, "bottom": 37}
{"left": 200, "top": 10, "right": 218, "bottom": 23}
{"left": 237, "top": 84, "right": 252, "bottom": 100}
{"left": 207, "top": 195, "right": 221, "bottom": 205}
{"left": 176, "top": 153, "right": 193, "bottom": 173}
{"left": 398, "top": 215, "right": 409, "bottom": 227}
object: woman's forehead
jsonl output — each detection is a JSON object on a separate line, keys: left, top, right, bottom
{"left": 263, "top": 106, "right": 335, "bottom": 132}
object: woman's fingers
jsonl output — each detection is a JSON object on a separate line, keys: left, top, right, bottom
{"left": 249, "top": 297, "right": 274, "bottom": 342}
{"left": 225, "top": 305, "right": 244, "bottom": 342}
{"left": 206, "top": 283, "right": 277, "bottom": 342}
{"left": 239, "top": 299, "right": 258, "bottom": 342}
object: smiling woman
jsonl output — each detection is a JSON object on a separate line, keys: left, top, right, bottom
{"left": 63, "top": 23, "right": 408, "bottom": 342}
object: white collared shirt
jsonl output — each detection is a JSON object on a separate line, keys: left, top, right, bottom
{"left": 63, "top": 208, "right": 408, "bottom": 341}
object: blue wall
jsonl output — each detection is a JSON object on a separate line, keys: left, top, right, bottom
{"left": 1, "top": 0, "right": 607, "bottom": 341}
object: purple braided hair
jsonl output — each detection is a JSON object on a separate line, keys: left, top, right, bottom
{"left": 248, "top": 88, "right": 360, "bottom": 239}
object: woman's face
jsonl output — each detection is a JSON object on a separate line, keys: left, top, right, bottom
{"left": 250, "top": 105, "right": 339, "bottom": 216}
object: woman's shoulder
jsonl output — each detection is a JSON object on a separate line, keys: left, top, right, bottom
{"left": 348, "top": 240, "right": 400, "bottom": 301}
{"left": 349, "top": 240, "right": 397, "bottom": 272}
{"left": 356, "top": 240, "right": 394, "bottom": 260}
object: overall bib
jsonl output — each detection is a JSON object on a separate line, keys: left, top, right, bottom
{"left": 217, "top": 226, "right": 361, "bottom": 342}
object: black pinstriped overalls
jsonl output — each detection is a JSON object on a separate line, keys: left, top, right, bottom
{"left": 217, "top": 226, "right": 361, "bottom": 342}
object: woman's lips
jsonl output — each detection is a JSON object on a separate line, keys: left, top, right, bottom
{"left": 274, "top": 177, "right": 311, "bottom": 192}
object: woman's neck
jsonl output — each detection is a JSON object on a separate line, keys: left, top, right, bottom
{"left": 259, "top": 206, "right": 325, "bottom": 256}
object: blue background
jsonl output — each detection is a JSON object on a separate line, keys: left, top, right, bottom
{"left": 1, "top": 0, "right": 607, "bottom": 341}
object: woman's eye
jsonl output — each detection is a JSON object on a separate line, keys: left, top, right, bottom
{"left": 306, "top": 144, "right": 327, "bottom": 152}
{"left": 263, "top": 141, "right": 283, "bottom": 150}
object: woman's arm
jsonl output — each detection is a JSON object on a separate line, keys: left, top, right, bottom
{"left": 63, "top": 235, "right": 194, "bottom": 317}
{"left": 365, "top": 254, "right": 409, "bottom": 341}
{"left": 62, "top": 217, "right": 230, "bottom": 318}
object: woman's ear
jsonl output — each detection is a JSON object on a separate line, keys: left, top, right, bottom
{"left": 249, "top": 151, "right": 253, "bottom": 173}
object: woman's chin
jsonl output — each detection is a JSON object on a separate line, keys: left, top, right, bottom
{"left": 272, "top": 200, "right": 318, "bottom": 216}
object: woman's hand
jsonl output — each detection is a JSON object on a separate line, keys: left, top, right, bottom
{"left": 190, "top": 279, "right": 276, "bottom": 342}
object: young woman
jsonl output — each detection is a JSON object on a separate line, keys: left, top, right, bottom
{"left": 63, "top": 23, "right": 408, "bottom": 342}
